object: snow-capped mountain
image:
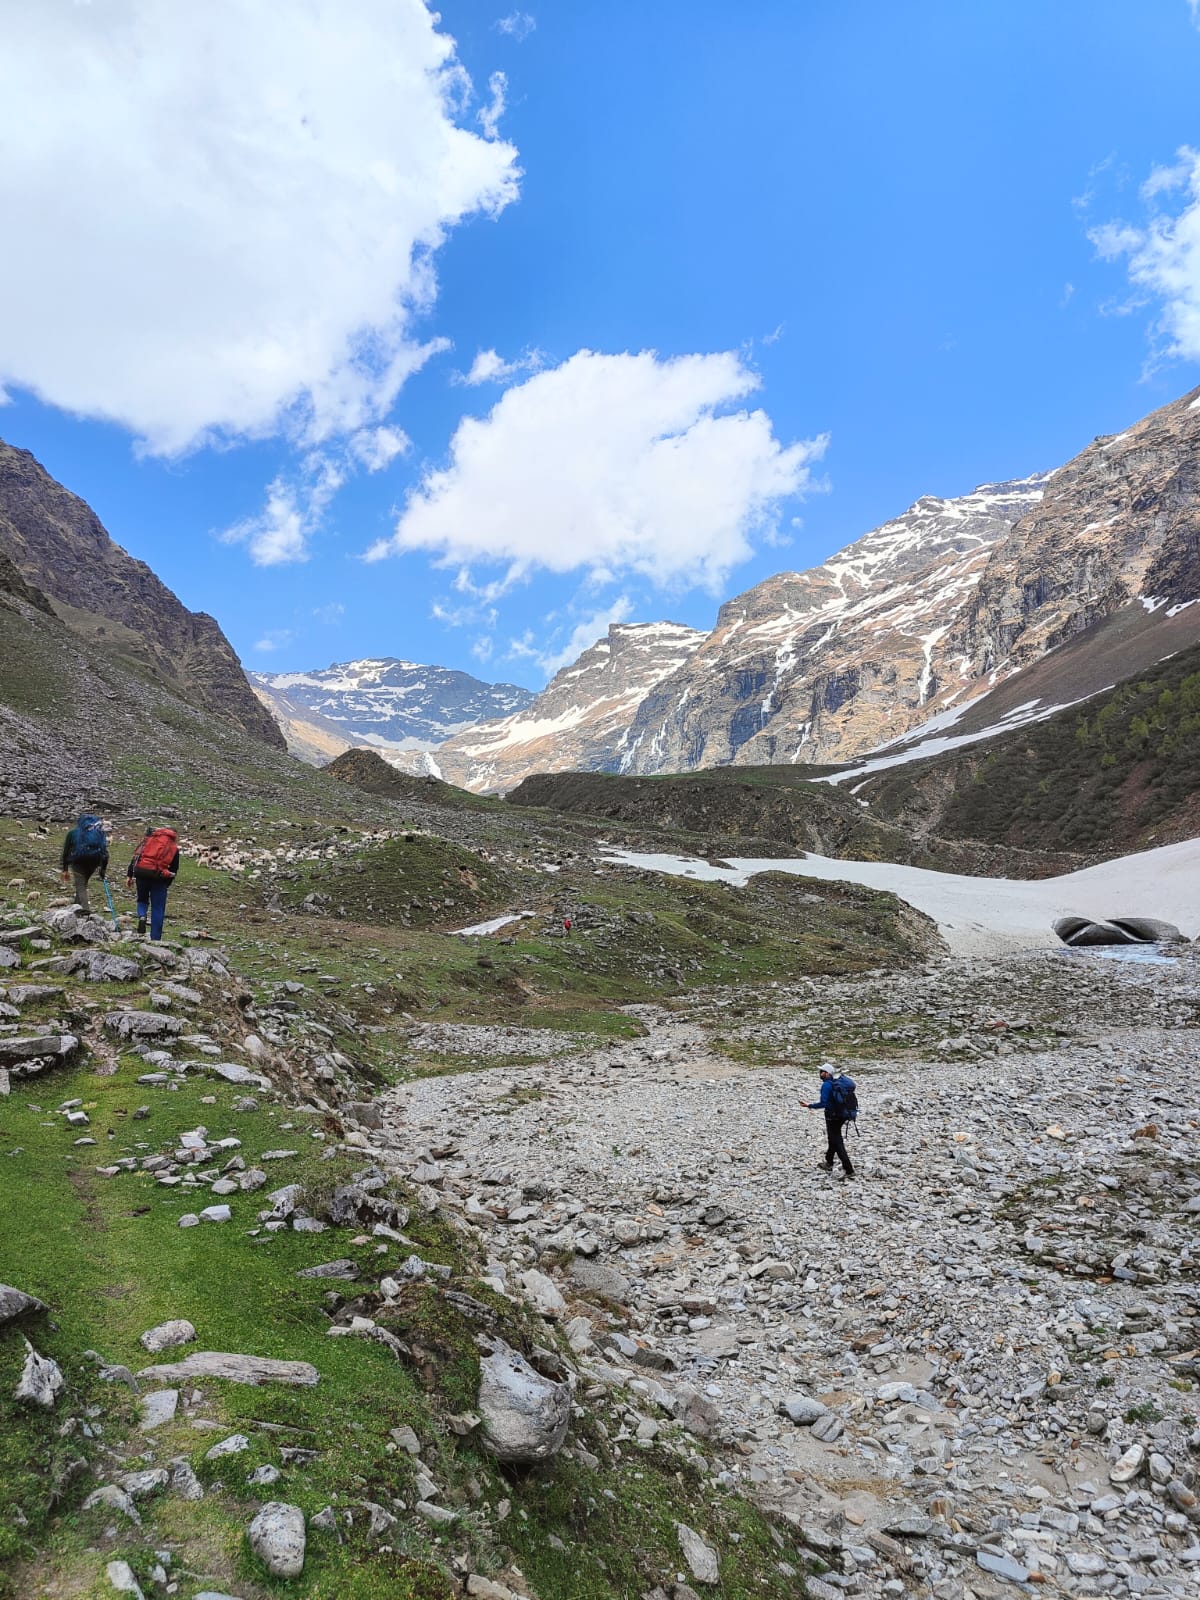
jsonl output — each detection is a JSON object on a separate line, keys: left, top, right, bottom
{"left": 619, "top": 383, "right": 1200, "bottom": 775}
{"left": 617, "top": 475, "right": 1051, "bottom": 772}
{"left": 250, "top": 658, "right": 535, "bottom": 764}
{"left": 259, "top": 385, "right": 1200, "bottom": 788}
{"left": 430, "top": 622, "right": 707, "bottom": 792}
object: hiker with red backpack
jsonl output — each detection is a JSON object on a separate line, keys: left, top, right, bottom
{"left": 126, "top": 826, "right": 180, "bottom": 941}
{"left": 60, "top": 812, "right": 109, "bottom": 915}
{"left": 808, "top": 1064, "right": 857, "bottom": 1179}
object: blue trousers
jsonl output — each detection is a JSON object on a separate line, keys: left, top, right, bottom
{"left": 134, "top": 875, "right": 170, "bottom": 941}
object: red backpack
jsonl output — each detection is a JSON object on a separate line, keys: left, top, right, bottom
{"left": 135, "top": 828, "right": 178, "bottom": 880}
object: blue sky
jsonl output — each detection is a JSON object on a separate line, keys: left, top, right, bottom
{"left": 2, "top": 0, "right": 1200, "bottom": 688}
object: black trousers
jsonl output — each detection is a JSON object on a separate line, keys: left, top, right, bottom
{"left": 824, "top": 1113, "right": 853, "bottom": 1173}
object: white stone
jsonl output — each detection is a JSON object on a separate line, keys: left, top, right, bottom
{"left": 518, "top": 1267, "right": 567, "bottom": 1320}
{"left": 248, "top": 1501, "right": 306, "bottom": 1578}
{"left": 205, "top": 1432, "right": 250, "bottom": 1460}
{"left": 14, "top": 1340, "right": 64, "bottom": 1408}
{"left": 139, "top": 1388, "right": 179, "bottom": 1431}
{"left": 676, "top": 1523, "right": 720, "bottom": 1585}
{"left": 104, "top": 1559, "right": 146, "bottom": 1599}
{"left": 1111, "top": 1442, "right": 1145, "bottom": 1483}
{"left": 139, "top": 1318, "right": 196, "bottom": 1353}
{"left": 138, "top": 1351, "right": 319, "bottom": 1387}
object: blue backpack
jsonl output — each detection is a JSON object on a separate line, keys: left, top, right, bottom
{"left": 74, "top": 814, "right": 107, "bottom": 863}
{"left": 828, "top": 1074, "right": 859, "bottom": 1127}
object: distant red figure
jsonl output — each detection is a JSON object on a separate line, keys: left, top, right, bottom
{"left": 563, "top": 917, "right": 572, "bottom": 936}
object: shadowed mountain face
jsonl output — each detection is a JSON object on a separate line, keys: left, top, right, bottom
{"left": 0, "top": 439, "right": 283, "bottom": 749}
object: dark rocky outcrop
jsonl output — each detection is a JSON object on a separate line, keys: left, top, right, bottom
{"left": 323, "top": 747, "right": 481, "bottom": 810}
{"left": 0, "top": 440, "right": 283, "bottom": 748}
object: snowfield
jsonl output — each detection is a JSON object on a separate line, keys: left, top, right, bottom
{"left": 602, "top": 837, "right": 1200, "bottom": 955}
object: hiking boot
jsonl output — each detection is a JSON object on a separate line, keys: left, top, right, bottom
{"left": 841, "top": 1168, "right": 856, "bottom": 1180}
{"left": 137, "top": 917, "right": 146, "bottom": 936}
{"left": 818, "top": 1158, "right": 833, "bottom": 1172}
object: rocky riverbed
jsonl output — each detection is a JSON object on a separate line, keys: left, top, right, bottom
{"left": 376, "top": 951, "right": 1200, "bottom": 1599}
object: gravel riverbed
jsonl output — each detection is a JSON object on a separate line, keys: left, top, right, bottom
{"left": 377, "top": 950, "right": 1200, "bottom": 1599}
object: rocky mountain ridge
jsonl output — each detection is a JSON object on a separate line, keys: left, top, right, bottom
{"left": 251, "top": 658, "right": 534, "bottom": 766}
{"left": 422, "top": 382, "right": 1200, "bottom": 792}
{"left": 620, "top": 385, "right": 1200, "bottom": 776}
{"left": 428, "top": 621, "right": 707, "bottom": 792}
{"left": 0, "top": 439, "right": 283, "bottom": 750}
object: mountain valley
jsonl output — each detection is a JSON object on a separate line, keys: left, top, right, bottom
{"left": 2, "top": 387, "right": 1200, "bottom": 1600}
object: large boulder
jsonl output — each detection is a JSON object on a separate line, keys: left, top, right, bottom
{"left": 68, "top": 950, "right": 142, "bottom": 982}
{"left": 0, "top": 1284, "right": 46, "bottom": 1326}
{"left": 477, "top": 1339, "right": 570, "bottom": 1462}
{"left": 0, "top": 1034, "right": 80, "bottom": 1067}
{"left": 44, "top": 907, "right": 114, "bottom": 944}
{"left": 248, "top": 1502, "right": 306, "bottom": 1578}
{"left": 103, "top": 1011, "right": 185, "bottom": 1040}
{"left": 1054, "top": 918, "right": 1139, "bottom": 947}
{"left": 139, "top": 1319, "right": 196, "bottom": 1354}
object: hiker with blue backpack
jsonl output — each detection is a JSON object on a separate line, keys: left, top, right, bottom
{"left": 809, "top": 1064, "right": 857, "bottom": 1179}
{"left": 60, "top": 812, "right": 109, "bottom": 915}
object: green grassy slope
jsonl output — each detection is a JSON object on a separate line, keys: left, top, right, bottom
{"left": 0, "top": 891, "right": 826, "bottom": 1599}
{"left": 506, "top": 766, "right": 1083, "bottom": 877}
{"left": 860, "top": 639, "right": 1200, "bottom": 857}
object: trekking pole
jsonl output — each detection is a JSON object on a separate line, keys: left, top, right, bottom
{"left": 101, "top": 877, "right": 119, "bottom": 933}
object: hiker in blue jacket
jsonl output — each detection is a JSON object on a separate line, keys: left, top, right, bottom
{"left": 60, "top": 812, "right": 109, "bottom": 915}
{"left": 809, "top": 1065, "right": 855, "bottom": 1179}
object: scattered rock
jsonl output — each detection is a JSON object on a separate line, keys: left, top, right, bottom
{"left": 14, "top": 1340, "right": 64, "bottom": 1408}
{"left": 137, "top": 1352, "right": 319, "bottom": 1387}
{"left": 248, "top": 1501, "right": 306, "bottom": 1578}
{"left": 0, "top": 1283, "right": 46, "bottom": 1325}
{"left": 675, "top": 1523, "right": 720, "bottom": 1585}
{"left": 139, "top": 1318, "right": 196, "bottom": 1353}
{"left": 104, "top": 1559, "right": 146, "bottom": 1599}
{"left": 478, "top": 1339, "right": 571, "bottom": 1462}
{"left": 139, "top": 1388, "right": 179, "bottom": 1430}
{"left": 82, "top": 1484, "right": 141, "bottom": 1525}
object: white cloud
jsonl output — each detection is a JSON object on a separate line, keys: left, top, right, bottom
{"left": 367, "top": 349, "right": 826, "bottom": 592}
{"left": 495, "top": 11, "right": 536, "bottom": 39}
{"left": 1090, "top": 147, "right": 1200, "bottom": 362}
{"left": 0, "top": 1, "right": 519, "bottom": 456}
{"left": 509, "top": 598, "right": 634, "bottom": 677}
{"left": 313, "top": 602, "right": 346, "bottom": 624}
{"left": 470, "top": 634, "right": 495, "bottom": 663}
{"left": 456, "top": 347, "right": 544, "bottom": 385}
{"left": 254, "top": 628, "right": 296, "bottom": 653}
{"left": 223, "top": 456, "right": 344, "bottom": 566}
{"left": 478, "top": 71, "right": 508, "bottom": 141}
{"left": 348, "top": 425, "right": 411, "bottom": 473}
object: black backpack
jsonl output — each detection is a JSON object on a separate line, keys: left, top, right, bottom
{"left": 828, "top": 1074, "right": 859, "bottom": 1127}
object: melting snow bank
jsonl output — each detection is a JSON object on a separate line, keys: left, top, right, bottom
{"left": 817, "top": 693, "right": 1096, "bottom": 786}
{"left": 451, "top": 912, "right": 534, "bottom": 937}
{"left": 601, "top": 838, "right": 1200, "bottom": 956}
